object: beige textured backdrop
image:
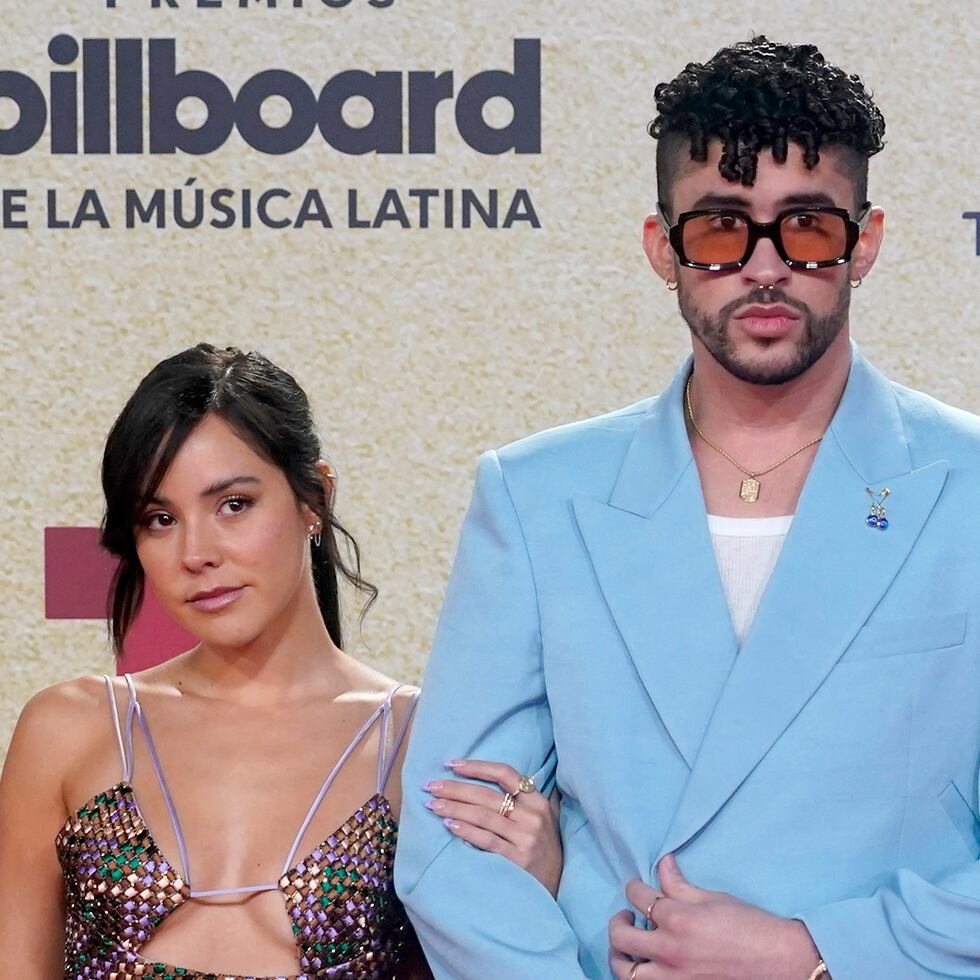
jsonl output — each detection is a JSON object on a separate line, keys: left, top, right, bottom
{"left": 1, "top": 0, "right": 978, "bottom": 762}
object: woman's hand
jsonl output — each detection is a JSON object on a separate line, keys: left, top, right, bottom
{"left": 423, "top": 759, "right": 563, "bottom": 897}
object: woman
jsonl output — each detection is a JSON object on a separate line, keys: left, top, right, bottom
{"left": 0, "top": 344, "right": 561, "bottom": 978}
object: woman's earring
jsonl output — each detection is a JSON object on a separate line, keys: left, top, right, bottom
{"left": 665, "top": 278, "right": 678, "bottom": 291}
{"left": 849, "top": 276, "right": 863, "bottom": 288}
{"left": 308, "top": 522, "right": 322, "bottom": 547}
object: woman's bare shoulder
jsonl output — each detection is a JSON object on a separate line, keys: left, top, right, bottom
{"left": 10, "top": 674, "right": 113, "bottom": 767}
{"left": 336, "top": 652, "right": 420, "bottom": 704}
{"left": 368, "top": 673, "right": 420, "bottom": 714}
{"left": 20, "top": 673, "right": 110, "bottom": 718}
{"left": 390, "top": 682, "right": 421, "bottom": 713}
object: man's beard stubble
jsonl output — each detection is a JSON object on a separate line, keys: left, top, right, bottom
{"left": 677, "top": 282, "right": 851, "bottom": 386}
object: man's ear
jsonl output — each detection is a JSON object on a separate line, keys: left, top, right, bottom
{"left": 643, "top": 211, "right": 679, "bottom": 286}
{"left": 849, "top": 206, "right": 885, "bottom": 282}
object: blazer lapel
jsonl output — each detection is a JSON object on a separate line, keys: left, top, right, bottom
{"left": 658, "top": 349, "right": 949, "bottom": 858}
{"left": 572, "top": 359, "right": 738, "bottom": 768}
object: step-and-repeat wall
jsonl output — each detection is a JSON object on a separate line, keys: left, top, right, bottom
{"left": 2, "top": 0, "right": 977, "bottom": 759}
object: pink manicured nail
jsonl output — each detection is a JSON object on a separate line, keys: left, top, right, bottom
{"left": 425, "top": 799, "right": 445, "bottom": 813}
{"left": 443, "top": 818, "right": 461, "bottom": 831}
{"left": 444, "top": 759, "right": 466, "bottom": 770}
{"left": 423, "top": 780, "right": 444, "bottom": 792}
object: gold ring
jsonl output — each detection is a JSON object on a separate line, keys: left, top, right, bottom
{"left": 498, "top": 792, "right": 516, "bottom": 817}
{"left": 645, "top": 894, "right": 662, "bottom": 923}
{"left": 515, "top": 774, "right": 536, "bottom": 795}
{"left": 627, "top": 963, "right": 640, "bottom": 980}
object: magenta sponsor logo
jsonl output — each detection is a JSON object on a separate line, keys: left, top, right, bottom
{"left": 44, "top": 527, "right": 195, "bottom": 673}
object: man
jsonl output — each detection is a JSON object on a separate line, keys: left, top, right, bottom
{"left": 395, "top": 36, "right": 980, "bottom": 979}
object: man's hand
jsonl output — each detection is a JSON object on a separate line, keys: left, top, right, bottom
{"left": 608, "top": 854, "right": 824, "bottom": 979}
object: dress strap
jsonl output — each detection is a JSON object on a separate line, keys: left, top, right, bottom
{"left": 123, "top": 674, "right": 194, "bottom": 888}
{"left": 121, "top": 673, "right": 138, "bottom": 780}
{"left": 280, "top": 696, "right": 390, "bottom": 875}
{"left": 102, "top": 675, "right": 131, "bottom": 782}
{"left": 374, "top": 684, "right": 399, "bottom": 793}
{"left": 377, "top": 685, "right": 419, "bottom": 795}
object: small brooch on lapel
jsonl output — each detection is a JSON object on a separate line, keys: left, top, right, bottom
{"left": 865, "top": 486, "right": 891, "bottom": 530}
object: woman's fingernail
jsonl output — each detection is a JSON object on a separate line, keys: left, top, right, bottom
{"left": 445, "top": 759, "right": 465, "bottom": 770}
{"left": 443, "top": 818, "right": 461, "bottom": 831}
{"left": 425, "top": 799, "right": 445, "bottom": 813}
{"left": 423, "top": 780, "right": 444, "bottom": 792}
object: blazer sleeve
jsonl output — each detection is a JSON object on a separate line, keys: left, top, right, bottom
{"left": 394, "top": 451, "right": 588, "bottom": 979}
{"left": 798, "top": 826, "right": 980, "bottom": 977}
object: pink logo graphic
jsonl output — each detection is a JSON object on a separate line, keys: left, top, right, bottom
{"left": 44, "top": 527, "right": 195, "bottom": 673}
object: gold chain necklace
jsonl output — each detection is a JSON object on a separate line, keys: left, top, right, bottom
{"left": 685, "top": 376, "right": 824, "bottom": 503}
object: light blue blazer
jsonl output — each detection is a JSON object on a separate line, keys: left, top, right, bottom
{"left": 395, "top": 347, "right": 980, "bottom": 979}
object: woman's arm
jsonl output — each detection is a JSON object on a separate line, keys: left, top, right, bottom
{"left": 388, "top": 693, "right": 561, "bottom": 976}
{"left": 0, "top": 686, "right": 73, "bottom": 975}
{"left": 385, "top": 683, "right": 564, "bottom": 898}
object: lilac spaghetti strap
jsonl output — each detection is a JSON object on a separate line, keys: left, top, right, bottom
{"left": 122, "top": 674, "right": 138, "bottom": 777}
{"left": 280, "top": 699, "right": 388, "bottom": 875}
{"left": 102, "top": 675, "right": 131, "bottom": 782}
{"left": 123, "top": 674, "right": 194, "bottom": 889}
{"left": 378, "top": 689, "right": 419, "bottom": 794}
{"left": 191, "top": 882, "right": 280, "bottom": 898}
{"left": 376, "top": 698, "right": 391, "bottom": 783}
{"left": 374, "top": 684, "right": 401, "bottom": 793}
{"left": 117, "top": 680, "right": 406, "bottom": 897}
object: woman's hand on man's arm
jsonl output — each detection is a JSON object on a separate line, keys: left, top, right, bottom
{"left": 422, "top": 758, "right": 563, "bottom": 897}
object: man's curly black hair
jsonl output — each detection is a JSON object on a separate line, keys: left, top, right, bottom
{"left": 650, "top": 36, "right": 885, "bottom": 213}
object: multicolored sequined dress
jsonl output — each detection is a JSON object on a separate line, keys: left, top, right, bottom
{"left": 55, "top": 675, "right": 421, "bottom": 979}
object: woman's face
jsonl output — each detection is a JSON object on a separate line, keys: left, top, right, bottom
{"left": 134, "top": 413, "right": 317, "bottom": 650}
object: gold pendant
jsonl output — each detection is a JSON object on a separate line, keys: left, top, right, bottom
{"left": 739, "top": 477, "right": 760, "bottom": 503}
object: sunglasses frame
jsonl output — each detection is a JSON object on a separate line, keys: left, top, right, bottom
{"left": 659, "top": 203, "right": 872, "bottom": 271}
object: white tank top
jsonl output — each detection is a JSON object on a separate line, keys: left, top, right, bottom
{"left": 707, "top": 513, "right": 794, "bottom": 646}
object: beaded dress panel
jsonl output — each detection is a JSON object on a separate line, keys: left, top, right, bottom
{"left": 55, "top": 676, "right": 419, "bottom": 980}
